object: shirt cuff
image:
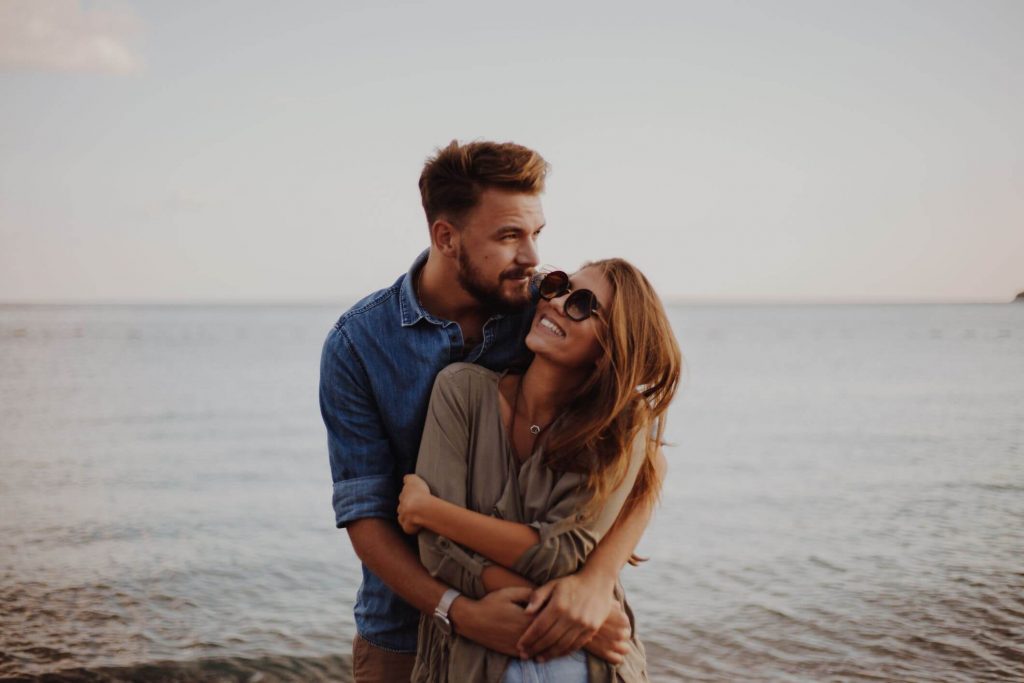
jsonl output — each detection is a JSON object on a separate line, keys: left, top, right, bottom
{"left": 533, "top": 513, "right": 587, "bottom": 543}
{"left": 333, "top": 475, "right": 397, "bottom": 528}
{"left": 433, "top": 535, "right": 491, "bottom": 577}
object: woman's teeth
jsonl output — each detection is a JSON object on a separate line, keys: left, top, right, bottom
{"left": 540, "top": 316, "right": 566, "bottom": 337}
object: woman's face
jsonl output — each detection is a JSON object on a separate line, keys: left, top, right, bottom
{"left": 526, "top": 266, "right": 610, "bottom": 370}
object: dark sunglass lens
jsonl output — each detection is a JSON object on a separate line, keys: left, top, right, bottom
{"left": 565, "top": 290, "right": 596, "bottom": 321}
{"left": 539, "top": 271, "right": 569, "bottom": 299}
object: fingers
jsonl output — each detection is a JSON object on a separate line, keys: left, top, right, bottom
{"left": 597, "top": 625, "right": 631, "bottom": 661}
{"left": 566, "top": 627, "right": 597, "bottom": 654}
{"left": 523, "top": 582, "right": 554, "bottom": 616}
{"left": 396, "top": 516, "right": 416, "bottom": 534}
{"left": 520, "top": 611, "right": 568, "bottom": 658}
{"left": 584, "top": 631, "right": 629, "bottom": 665}
{"left": 599, "top": 643, "right": 627, "bottom": 665}
{"left": 536, "top": 624, "right": 590, "bottom": 662}
{"left": 516, "top": 607, "right": 557, "bottom": 656}
{"left": 492, "top": 586, "right": 533, "bottom": 605}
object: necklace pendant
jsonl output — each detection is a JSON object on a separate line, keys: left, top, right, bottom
{"left": 529, "top": 424, "right": 541, "bottom": 435}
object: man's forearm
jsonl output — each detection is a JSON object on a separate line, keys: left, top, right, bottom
{"left": 348, "top": 517, "right": 536, "bottom": 656}
{"left": 346, "top": 517, "right": 449, "bottom": 614}
{"left": 581, "top": 498, "right": 653, "bottom": 586}
{"left": 581, "top": 448, "right": 665, "bottom": 585}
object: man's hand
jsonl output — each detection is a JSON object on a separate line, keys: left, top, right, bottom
{"left": 449, "top": 587, "right": 534, "bottom": 657}
{"left": 516, "top": 571, "right": 618, "bottom": 661}
{"left": 583, "top": 602, "right": 632, "bottom": 665}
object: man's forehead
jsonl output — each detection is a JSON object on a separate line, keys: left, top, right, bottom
{"left": 475, "top": 189, "right": 545, "bottom": 225}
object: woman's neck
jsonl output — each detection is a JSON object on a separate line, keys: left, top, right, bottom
{"left": 518, "top": 356, "right": 589, "bottom": 426}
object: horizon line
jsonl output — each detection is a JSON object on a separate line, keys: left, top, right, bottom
{"left": 1, "top": 296, "right": 1020, "bottom": 307}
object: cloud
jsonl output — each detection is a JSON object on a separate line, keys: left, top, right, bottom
{"left": 0, "top": 0, "right": 143, "bottom": 74}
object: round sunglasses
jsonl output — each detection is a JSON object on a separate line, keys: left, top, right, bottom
{"left": 537, "top": 270, "right": 602, "bottom": 322}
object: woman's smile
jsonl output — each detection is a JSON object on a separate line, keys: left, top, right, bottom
{"left": 538, "top": 314, "right": 566, "bottom": 338}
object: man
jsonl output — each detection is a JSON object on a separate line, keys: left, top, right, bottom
{"left": 320, "top": 140, "right": 655, "bottom": 682}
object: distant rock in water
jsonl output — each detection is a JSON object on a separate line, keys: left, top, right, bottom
{"left": 1016, "top": 291, "right": 1024, "bottom": 302}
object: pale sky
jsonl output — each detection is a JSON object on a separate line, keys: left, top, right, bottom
{"left": 1, "top": 0, "right": 1022, "bottom": 304}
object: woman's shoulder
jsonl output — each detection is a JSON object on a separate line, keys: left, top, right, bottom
{"left": 428, "top": 362, "right": 499, "bottom": 421}
{"left": 431, "top": 362, "right": 502, "bottom": 403}
{"left": 435, "top": 362, "right": 502, "bottom": 386}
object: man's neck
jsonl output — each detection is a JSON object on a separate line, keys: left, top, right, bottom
{"left": 416, "top": 251, "right": 488, "bottom": 341}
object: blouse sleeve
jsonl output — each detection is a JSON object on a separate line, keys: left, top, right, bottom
{"left": 511, "top": 432, "right": 648, "bottom": 585}
{"left": 414, "top": 366, "right": 491, "bottom": 600}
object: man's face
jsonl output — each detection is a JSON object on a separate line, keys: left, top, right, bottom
{"left": 453, "top": 188, "right": 545, "bottom": 314}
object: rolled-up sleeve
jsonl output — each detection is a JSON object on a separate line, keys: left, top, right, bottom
{"left": 419, "top": 531, "right": 489, "bottom": 599}
{"left": 512, "top": 433, "right": 649, "bottom": 585}
{"left": 415, "top": 369, "right": 491, "bottom": 599}
{"left": 320, "top": 325, "right": 397, "bottom": 528}
{"left": 511, "top": 493, "right": 599, "bottom": 585}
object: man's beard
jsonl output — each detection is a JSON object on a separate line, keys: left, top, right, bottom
{"left": 456, "top": 248, "right": 532, "bottom": 315}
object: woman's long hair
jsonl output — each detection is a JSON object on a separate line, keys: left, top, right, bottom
{"left": 542, "top": 258, "right": 682, "bottom": 520}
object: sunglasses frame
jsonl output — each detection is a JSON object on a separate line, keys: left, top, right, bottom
{"left": 537, "top": 270, "right": 603, "bottom": 323}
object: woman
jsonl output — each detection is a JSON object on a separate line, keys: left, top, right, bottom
{"left": 398, "top": 258, "right": 681, "bottom": 682}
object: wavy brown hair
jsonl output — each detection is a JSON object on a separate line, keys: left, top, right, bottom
{"left": 418, "top": 139, "right": 549, "bottom": 226}
{"left": 542, "top": 258, "right": 682, "bottom": 522}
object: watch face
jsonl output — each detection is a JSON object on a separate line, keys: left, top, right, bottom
{"left": 432, "top": 613, "right": 453, "bottom": 636}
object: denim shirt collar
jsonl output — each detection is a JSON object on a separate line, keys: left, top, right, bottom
{"left": 399, "top": 248, "right": 508, "bottom": 328}
{"left": 399, "top": 249, "right": 434, "bottom": 328}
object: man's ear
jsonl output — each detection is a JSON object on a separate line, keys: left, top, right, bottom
{"left": 430, "top": 219, "right": 460, "bottom": 258}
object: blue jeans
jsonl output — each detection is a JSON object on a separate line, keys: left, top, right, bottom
{"left": 501, "top": 651, "right": 588, "bottom": 683}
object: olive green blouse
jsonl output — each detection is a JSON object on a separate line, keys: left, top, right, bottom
{"left": 410, "top": 363, "right": 649, "bottom": 683}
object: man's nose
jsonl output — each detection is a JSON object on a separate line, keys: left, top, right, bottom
{"left": 517, "top": 237, "right": 540, "bottom": 269}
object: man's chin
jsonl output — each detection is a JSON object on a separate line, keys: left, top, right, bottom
{"left": 498, "top": 280, "right": 532, "bottom": 309}
{"left": 474, "top": 284, "right": 529, "bottom": 315}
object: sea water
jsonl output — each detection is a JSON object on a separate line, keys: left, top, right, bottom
{"left": 1, "top": 303, "right": 1021, "bottom": 681}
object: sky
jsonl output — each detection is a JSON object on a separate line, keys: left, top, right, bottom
{"left": 1, "top": 0, "right": 1022, "bottom": 304}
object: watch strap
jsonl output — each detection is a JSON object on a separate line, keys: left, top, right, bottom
{"left": 434, "top": 588, "right": 461, "bottom": 620}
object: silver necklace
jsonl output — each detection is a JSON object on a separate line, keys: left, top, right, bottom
{"left": 511, "top": 376, "right": 548, "bottom": 440}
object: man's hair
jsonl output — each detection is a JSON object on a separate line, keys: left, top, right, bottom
{"left": 418, "top": 140, "right": 549, "bottom": 226}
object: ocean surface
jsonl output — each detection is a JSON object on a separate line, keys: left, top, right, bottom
{"left": 1, "top": 303, "right": 1022, "bottom": 682}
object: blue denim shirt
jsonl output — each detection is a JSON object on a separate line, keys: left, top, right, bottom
{"left": 319, "top": 249, "right": 534, "bottom": 652}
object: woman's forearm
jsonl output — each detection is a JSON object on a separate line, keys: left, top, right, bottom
{"left": 416, "top": 495, "right": 540, "bottom": 569}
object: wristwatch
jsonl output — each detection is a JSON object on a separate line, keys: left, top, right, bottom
{"left": 432, "top": 588, "right": 461, "bottom": 636}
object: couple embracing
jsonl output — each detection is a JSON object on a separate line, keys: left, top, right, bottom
{"left": 319, "top": 140, "right": 681, "bottom": 683}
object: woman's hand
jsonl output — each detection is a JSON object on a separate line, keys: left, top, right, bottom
{"left": 517, "top": 571, "right": 618, "bottom": 661}
{"left": 397, "top": 473, "right": 432, "bottom": 534}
